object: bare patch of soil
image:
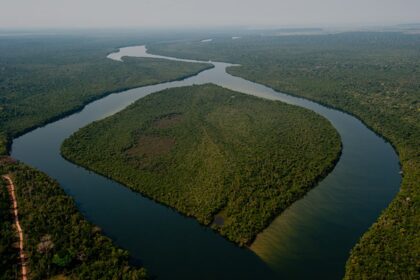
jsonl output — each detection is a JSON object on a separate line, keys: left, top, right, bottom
{"left": 0, "top": 156, "right": 17, "bottom": 164}
{"left": 153, "top": 113, "right": 183, "bottom": 129}
{"left": 126, "top": 135, "right": 175, "bottom": 158}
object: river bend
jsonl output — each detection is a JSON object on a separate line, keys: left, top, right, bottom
{"left": 12, "top": 45, "right": 400, "bottom": 279}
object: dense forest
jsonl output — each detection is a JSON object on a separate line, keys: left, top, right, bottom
{"left": 148, "top": 32, "right": 420, "bottom": 279}
{"left": 0, "top": 158, "right": 148, "bottom": 279}
{"left": 0, "top": 34, "right": 211, "bottom": 155}
{"left": 62, "top": 84, "right": 341, "bottom": 245}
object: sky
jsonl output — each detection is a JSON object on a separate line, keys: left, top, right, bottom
{"left": 1, "top": 0, "right": 420, "bottom": 29}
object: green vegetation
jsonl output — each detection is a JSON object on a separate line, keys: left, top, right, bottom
{"left": 0, "top": 35, "right": 211, "bottom": 155}
{"left": 0, "top": 158, "right": 147, "bottom": 280}
{"left": 148, "top": 32, "right": 420, "bottom": 279}
{"left": 62, "top": 84, "right": 341, "bottom": 245}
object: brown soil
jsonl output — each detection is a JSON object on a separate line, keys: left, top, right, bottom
{"left": 0, "top": 156, "right": 17, "bottom": 165}
{"left": 126, "top": 135, "right": 175, "bottom": 158}
{"left": 153, "top": 113, "right": 183, "bottom": 129}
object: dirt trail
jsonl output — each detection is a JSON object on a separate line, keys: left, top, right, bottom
{"left": 3, "top": 175, "right": 28, "bottom": 280}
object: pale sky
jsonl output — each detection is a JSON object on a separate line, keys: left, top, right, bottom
{"left": 1, "top": 0, "right": 419, "bottom": 29}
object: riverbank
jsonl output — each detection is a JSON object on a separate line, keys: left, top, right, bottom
{"left": 0, "top": 160, "right": 148, "bottom": 279}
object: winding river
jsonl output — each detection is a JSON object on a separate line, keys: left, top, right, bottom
{"left": 11, "top": 46, "right": 400, "bottom": 279}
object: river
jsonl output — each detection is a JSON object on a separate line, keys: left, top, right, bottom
{"left": 11, "top": 45, "right": 400, "bottom": 279}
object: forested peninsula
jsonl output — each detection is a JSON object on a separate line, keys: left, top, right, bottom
{"left": 62, "top": 84, "right": 341, "bottom": 245}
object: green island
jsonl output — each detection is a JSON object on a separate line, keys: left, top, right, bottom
{"left": 0, "top": 35, "right": 211, "bottom": 279}
{"left": 61, "top": 84, "right": 341, "bottom": 245}
{"left": 148, "top": 31, "right": 420, "bottom": 279}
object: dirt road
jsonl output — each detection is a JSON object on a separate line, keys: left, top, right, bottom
{"left": 3, "top": 175, "right": 28, "bottom": 280}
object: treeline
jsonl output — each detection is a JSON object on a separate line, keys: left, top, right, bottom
{"left": 0, "top": 158, "right": 147, "bottom": 280}
{"left": 148, "top": 32, "right": 420, "bottom": 279}
{"left": 0, "top": 35, "right": 211, "bottom": 155}
{"left": 62, "top": 84, "right": 341, "bottom": 245}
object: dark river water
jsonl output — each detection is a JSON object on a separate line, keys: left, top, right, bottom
{"left": 11, "top": 45, "right": 401, "bottom": 279}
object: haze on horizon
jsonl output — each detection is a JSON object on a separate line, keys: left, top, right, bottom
{"left": 1, "top": 0, "right": 420, "bottom": 29}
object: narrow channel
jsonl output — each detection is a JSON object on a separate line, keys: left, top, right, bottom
{"left": 11, "top": 46, "right": 400, "bottom": 279}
